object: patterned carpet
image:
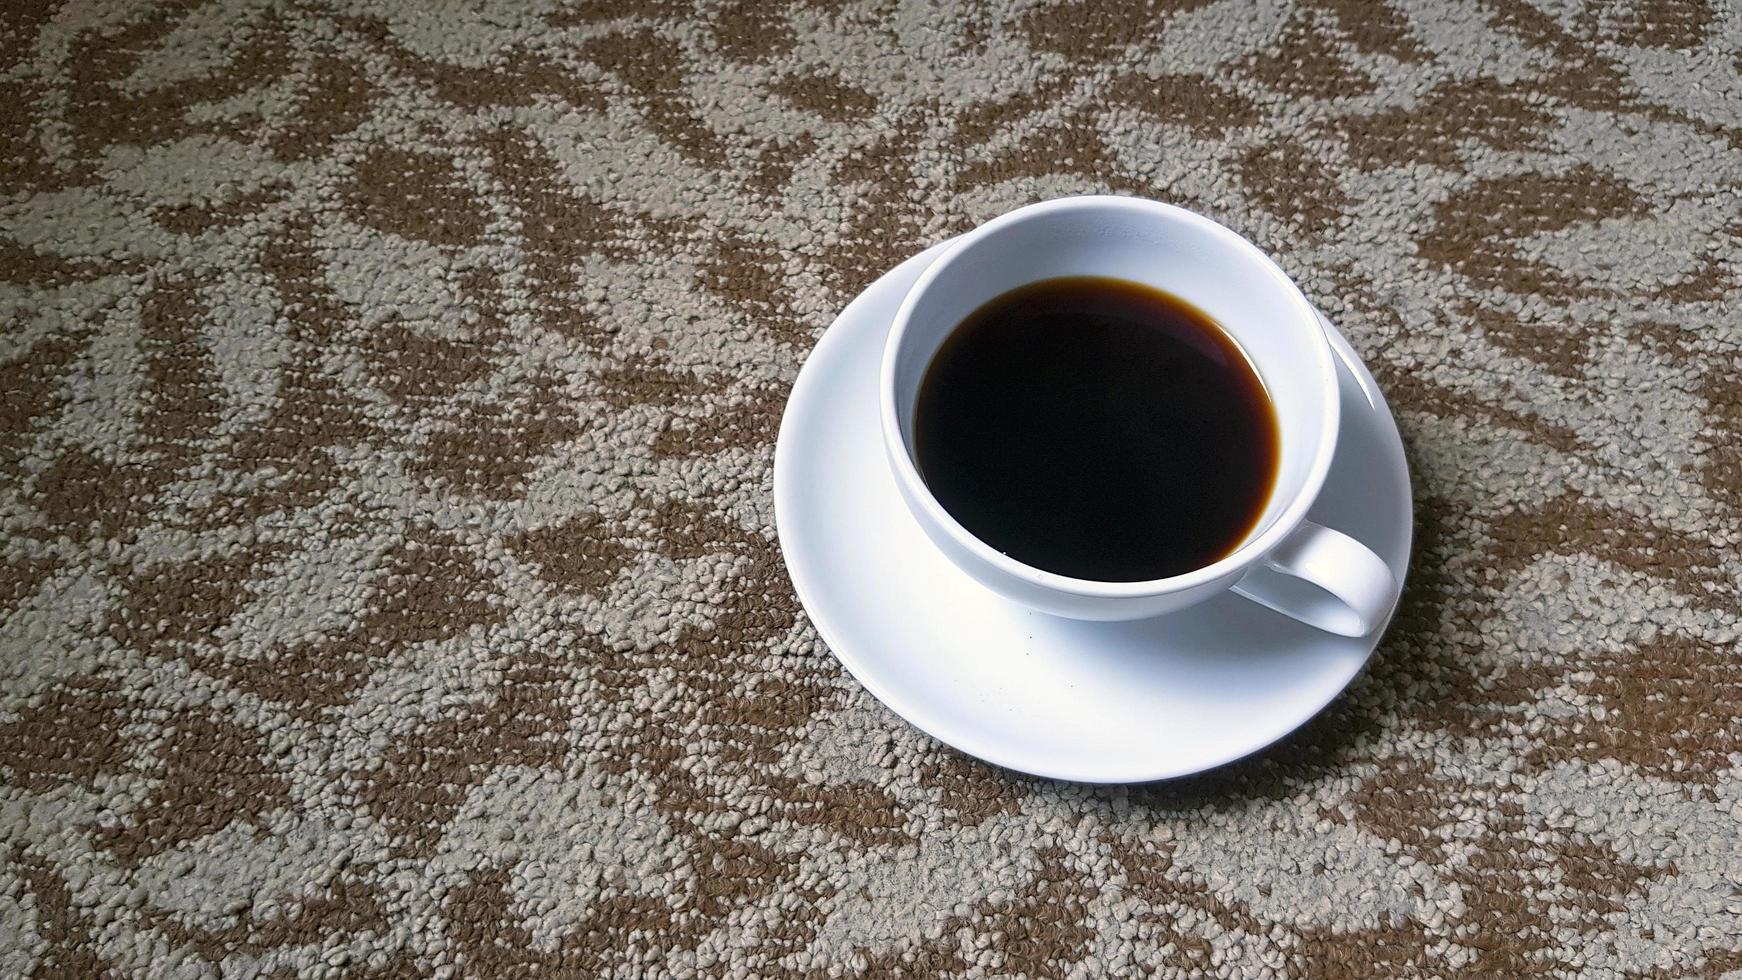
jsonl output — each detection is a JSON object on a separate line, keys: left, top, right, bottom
{"left": 3, "top": 0, "right": 1740, "bottom": 975}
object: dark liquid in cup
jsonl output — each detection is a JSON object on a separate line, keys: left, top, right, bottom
{"left": 913, "top": 276, "right": 1280, "bottom": 582}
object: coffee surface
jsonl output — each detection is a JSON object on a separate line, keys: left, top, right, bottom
{"left": 913, "top": 276, "right": 1279, "bottom": 582}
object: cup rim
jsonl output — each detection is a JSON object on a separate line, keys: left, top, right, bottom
{"left": 878, "top": 195, "right": 1341, "bottom": 599}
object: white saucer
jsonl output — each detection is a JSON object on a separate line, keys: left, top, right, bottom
{"left": 773, "top": 242, "right": 1412, "bottom": 783}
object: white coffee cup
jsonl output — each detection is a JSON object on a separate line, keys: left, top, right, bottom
{"left": 879, "top": 196, "right": 1395, "bottom": 635}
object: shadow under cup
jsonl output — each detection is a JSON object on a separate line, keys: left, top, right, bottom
{"left": 881, "top": 197, "right": 1341, "bottom": 619}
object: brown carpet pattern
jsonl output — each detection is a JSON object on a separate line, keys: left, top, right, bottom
{"left": 3, "top": 0, "right": 1741, "bottom": 976}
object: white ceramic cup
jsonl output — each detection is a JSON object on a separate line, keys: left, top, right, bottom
{"left": 879, "top": 196, "right": 1395, "bottom": 635}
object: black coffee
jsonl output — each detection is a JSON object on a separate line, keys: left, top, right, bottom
{"left": 913, "top": 276, "right": 1279, "bottom": 582}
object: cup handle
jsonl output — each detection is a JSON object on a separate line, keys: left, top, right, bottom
{"left": 1229, "top": 521, "right": 1395, "bottom": 637}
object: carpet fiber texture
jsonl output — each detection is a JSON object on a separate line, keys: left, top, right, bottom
{"left": 3, "top": 0, "right": 1741, "bottom": 976}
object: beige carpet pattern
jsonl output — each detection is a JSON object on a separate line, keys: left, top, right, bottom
{"left": 4, "top": 0, "right": 1741, "bottom": 976}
